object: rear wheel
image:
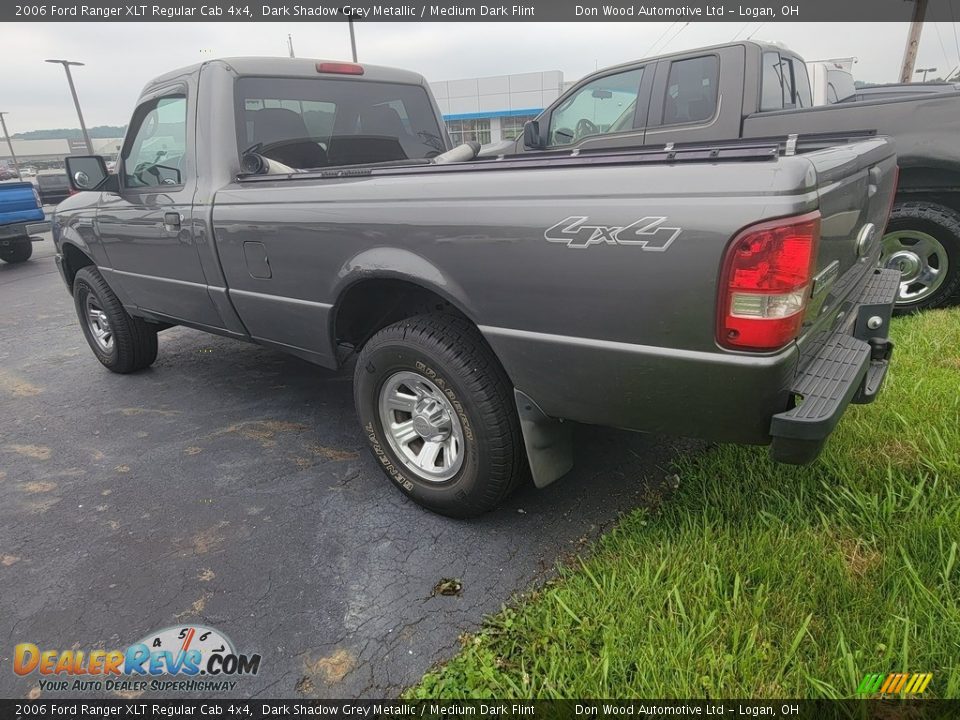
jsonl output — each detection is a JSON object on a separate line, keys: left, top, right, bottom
{"left": 881, "top": 202, "right": 960, "bottom": 314}
{"left": 73, "top": 266, "right": 158, "bottom": 373}
{"left": 354, "top": 313, "right": 525, "bottom": 518}
{"left": 0, "top": 240, "right": 32, "bottom": 264}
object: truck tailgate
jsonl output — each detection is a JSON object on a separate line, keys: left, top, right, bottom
{"left": 797, "top": 138, "right": 898, "bottom": 344}
{"left": 767, "top": 138, "right": 899, "bottom": 463}
{"left": 0, "top": 182, "right": 44, "bottom": 226}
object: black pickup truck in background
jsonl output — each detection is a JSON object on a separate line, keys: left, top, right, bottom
{"left": 515, "top": 40, "right": 960, "bottom": 313}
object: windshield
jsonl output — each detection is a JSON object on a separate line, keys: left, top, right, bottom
{"left": 235, "top": 77, "right": 447, "bottom": 170}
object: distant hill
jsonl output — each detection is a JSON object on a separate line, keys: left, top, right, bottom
{"left": 12, "top": 126, "right": 126, "bottom": 140}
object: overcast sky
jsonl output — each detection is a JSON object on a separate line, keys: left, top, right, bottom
{"left": 2, "top": 20, "right": 960, "bottom": 132}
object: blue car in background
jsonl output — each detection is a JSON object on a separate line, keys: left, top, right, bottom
{"left": 0, "top": 181, "right": 44, "bottom": 263}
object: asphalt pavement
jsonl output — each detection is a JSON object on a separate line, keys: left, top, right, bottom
{"left": 0, "top": 231, "right": 697, "bottom": 699}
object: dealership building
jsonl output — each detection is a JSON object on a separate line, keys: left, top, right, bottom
{"left": 429, "top": 70, "right": 570, "bottom": 145}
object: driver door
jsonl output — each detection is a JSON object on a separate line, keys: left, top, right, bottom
{"left": 544, "top": 64, "right": 653, "bottom": 151}
{"left": 96, "top": 89, "right": 222, "bottom": 329}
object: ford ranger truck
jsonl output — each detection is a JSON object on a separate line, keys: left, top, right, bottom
{"left": 51, "top": 58, "right": 900, "bottom": 518}
{"left": 516, "top": 40, "right": 960, "bottom": 313}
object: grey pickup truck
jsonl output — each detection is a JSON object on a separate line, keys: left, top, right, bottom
{"left": 53, "top": 57, "right": 899, "bottom": 517}
{"left": 515, "top": 40, "right": 960, "bottom": 313}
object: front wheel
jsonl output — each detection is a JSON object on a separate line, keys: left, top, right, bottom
{"left": 0, "top": 240, "right": 33, "bottom": 264}
{"left": 354, "top": 313, "right": 526, "bottom": 518}
{"left": 73, "top": 266, "right": 158, "bottom": 373}
{"left": 881, "top": 202, "right": 960, "bottom": 314}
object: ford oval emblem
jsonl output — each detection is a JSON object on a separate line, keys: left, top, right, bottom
{"left": 856, "top": 223, "right": 877, "bottom": 259}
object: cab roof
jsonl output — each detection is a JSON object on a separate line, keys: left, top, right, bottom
{"left": 142, "top": 57, "right": 429, "bottom": 94}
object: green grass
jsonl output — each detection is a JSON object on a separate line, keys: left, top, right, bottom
{"left": 412, "top": 308, "right": 960, "bottom": 699}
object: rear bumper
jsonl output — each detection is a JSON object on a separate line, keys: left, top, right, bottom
{"left": 769, "top": 268, "right": 900, "bottom": 463}
{"left": 0, "top": 223, "right": 30, "bottom": 241}
{"left": 0, "top": 222, "right": 48, "bottom": 242}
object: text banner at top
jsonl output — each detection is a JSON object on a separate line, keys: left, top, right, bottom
{"left": 5, "top": 0, "right": 960, "bottom": 23}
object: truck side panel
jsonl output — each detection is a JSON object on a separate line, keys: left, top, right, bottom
{"left": 212, "top": 155, "right": 828, "bottom": 444}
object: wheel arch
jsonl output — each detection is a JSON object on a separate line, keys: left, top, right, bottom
{"left": 893, "top": 166, "right": 960, "bottom": 214}
{"left": 330, "top": 248, "right": 479, "bottom": 355}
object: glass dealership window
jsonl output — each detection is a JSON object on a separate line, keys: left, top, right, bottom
{"left": 446, "top": 118, "right": 492, "bottom": 145}
{"left": 501, "top": 114, "right": 538, "bottom": 140}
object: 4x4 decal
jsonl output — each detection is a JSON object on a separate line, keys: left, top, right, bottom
{"left": 544, "top": 216, "right": 681, "bottom": 250}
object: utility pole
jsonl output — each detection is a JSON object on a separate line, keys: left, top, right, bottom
{"left": 915, "top": 66, "right": 937, "bottom": 82}
{"left": 348, "top": 19, "right": 358, "bottom": 62}
{"left": 0, "top": 112, "right": 23, "bottom": 180}
{"left": 46, "top": 59, "right": 94, "bottom": 154}
{"left": 899, "top": 0, "right": 928, "bottom": 83}
{"left": 287, "top": 33, "right": 296, "bottom": 58}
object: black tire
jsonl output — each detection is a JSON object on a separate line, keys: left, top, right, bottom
{"left": 883, "top": 202, "right": 960, "bottom": 315}
{"left": 0, "top": 240, "right": 33, "bottom": 263}
{"left": 354, "top": 313, "right": 526, "bottom": 518}
{"left": 73, "top": 266, "right": 158, "bottom": 373}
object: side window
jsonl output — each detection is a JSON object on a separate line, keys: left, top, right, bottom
{"left": 547, "top": 67, "right": 644, "bottom": 147}
{"left": 761, "top": 52, "right": 785, "bottom": 111}
{"left": 662, "top": 55, "right": 719, "bottom": 125}
{"left": 123, "top": 95, "right": 187, "bottom": 188}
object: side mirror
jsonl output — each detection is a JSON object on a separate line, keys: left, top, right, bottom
{"left": 65, "top": 155, "right": 109, "bottom": 191}
{"left": 523, "top": 120, "right": 545, "bottom": 150}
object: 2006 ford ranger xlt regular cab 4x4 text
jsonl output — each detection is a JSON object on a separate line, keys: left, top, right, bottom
{"left": 53, "top": 57, "right": 900, "bottom": 517}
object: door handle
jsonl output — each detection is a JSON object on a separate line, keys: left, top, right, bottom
{"left": 163, "top": 212, "right": 182, "bottom": 231}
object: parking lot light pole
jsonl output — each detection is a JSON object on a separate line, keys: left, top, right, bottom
{"left": 0, "top": 112, "right": 23, "bottom": 180}
{"left": 46, "top": 59, "right": 94, "bottom": 154}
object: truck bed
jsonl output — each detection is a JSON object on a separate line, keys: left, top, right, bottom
{"left": 204, "top": 136, "right": 897, "bottom": 446}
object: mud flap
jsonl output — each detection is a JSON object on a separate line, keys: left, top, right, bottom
{"left": 514, "top": 389, "right": 573, "bottom": 488}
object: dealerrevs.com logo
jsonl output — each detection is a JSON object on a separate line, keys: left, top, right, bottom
{"left": 14, "top": 625, "right": 261, "bottom": 693}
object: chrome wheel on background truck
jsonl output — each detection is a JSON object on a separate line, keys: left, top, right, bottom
{"left": 881, "top": 202, "right": 960, "bottom": 314}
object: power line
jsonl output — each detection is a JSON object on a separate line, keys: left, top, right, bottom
{"left": 747, "top": 22, "right": 766, "bottom": 40}
{"left": 951, "top": 2, "right": 960, "bottom": 72}
{"left": 934, "top": 22, "right": 951, "bottom": 70}
{"left": 730, "top": 22, "right": 751, "bottom": 42}
{"left": 953, "top": 24, "right": 960, "bottom": 73}
{"left": 644, "top": 22, "right": 677, "bottom": 57}
{"left": 659, "top": 22, "right": 690, "bottom": 54}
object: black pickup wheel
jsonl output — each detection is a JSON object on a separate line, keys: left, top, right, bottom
{"left": 0, "top": 240, "right": 32, "bottom": 264}
{"left": 73, "top": 266, "right": 158, "bottom": 373}
{"left": 354, "top": 313, "right": 526, "bottom": 518}
{"left": 881, "top": 201, "right": 960, "bottom": 314}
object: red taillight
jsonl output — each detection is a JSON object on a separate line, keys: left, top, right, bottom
{"left": 718, "top": 211, "right": 821, "bottom": 351}
{"left": 316, "top": 62, "right": 364, "bottom": 75}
